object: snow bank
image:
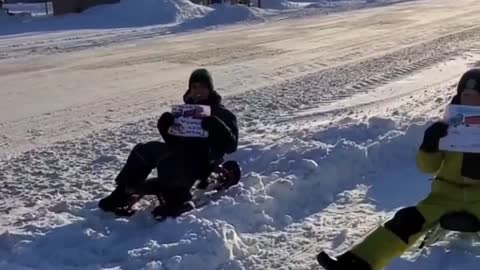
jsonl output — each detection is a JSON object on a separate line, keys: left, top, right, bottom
{"left": 0, "top": 117, "right": 445, "bottom": 269}
{"left": 204, "top": 118, "right": 426, "bottom": 232}
{"left": 0, "top": 0, "right": 212, "bottom": 36}
{"left": 78, "top": 0, "right": 212, "bottom": 28}
{"left": 181, "top": 4, "right": 268, "bottom": 29}
{"left": 0, "top": 212, "right": 247, "bottom": 270}
{"left": 0, "top": 0, "right": 414, "bottom": 37}
{"left": 0, "top": 0, "right": 274, "bottom": 36}
{"left": 2, "top": 115, "right": 480, "bottom": 269}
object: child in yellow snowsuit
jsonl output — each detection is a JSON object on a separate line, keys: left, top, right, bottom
{"left": 317, "top": 68, "right": 480, "bottom": 270}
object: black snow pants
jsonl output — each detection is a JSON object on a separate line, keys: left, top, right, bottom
{"left": 114, "top": 141, "right": 211, "bottom": 206}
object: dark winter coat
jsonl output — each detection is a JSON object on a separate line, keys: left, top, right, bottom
{"left": 156, "top": 89, "right": 238, "bottom": 182}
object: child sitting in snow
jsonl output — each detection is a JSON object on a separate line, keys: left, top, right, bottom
{"left": 99, "top": 68, "right": 238, "bottom": 218}
{"left": 317, "top": 68, "right": 480, "bottom": 270}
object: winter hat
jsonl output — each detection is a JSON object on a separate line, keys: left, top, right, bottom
{"left": 451, "top": 68, "right": 480, "bottom": 104}
{"left": 457, "top": 68, "right": 480, "bottom": 93}
{"left": 189, "top": 68, "right": 214, "bottom": 92}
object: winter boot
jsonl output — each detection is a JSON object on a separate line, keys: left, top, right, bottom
{"left": 98, "top": 186, "right": 135, "bottom": 213}
{"left": 317, "top": 251, "right": 373, "bottom": 270}
{"left": 213, "top": 160, "right": 241, "bottom": 190}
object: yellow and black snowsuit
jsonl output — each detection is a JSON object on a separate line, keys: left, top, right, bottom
{"left": 328, "top": 68, "right": 480, "bottom": 270}
{"left": 347, "top": 148, "right": 480, "bottom": 270}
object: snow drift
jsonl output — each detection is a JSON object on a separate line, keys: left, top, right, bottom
{"left": 79, "top": 0, "right": 212, "bottom": 27}
{"left": 0, "top": 0, "right": 212, "bottom": 35}
{"left": 181, "top": 4, "right": 269, "bottom": 28}
{"left": 0, "top": 0, "right": 416, "bottom": 37}
{"left": 3, "top": 115, "right": 480, "bottom": 269}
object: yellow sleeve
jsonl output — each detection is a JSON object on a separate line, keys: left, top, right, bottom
{"left": 416, "top": 150, "right": 444, "bottom": 174}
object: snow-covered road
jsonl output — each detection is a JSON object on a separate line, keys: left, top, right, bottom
{"left": 3, "top": 0, "right": 480, "bottom": 155}
{"left": 2, "top": 0, "right": 480, "bottom": 269}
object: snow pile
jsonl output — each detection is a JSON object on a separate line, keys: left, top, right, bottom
{"left": 0, "top": 0, "right": 212, "bottom": 35}
{"left": 79, "top": 0, "right": 212, "bottom": 27}
{"left": 2, "top": 113, "right": 480, "bottom": 269}
{"left": 0, "top": 117, "right": 451, "bottom": 269}
{"left": 0, "top": 0, "right": 414, "bottom": 37}
{"left": 181, "top": 4, "right": 269, "bottom": 28}
{"left": 202, "top": 118, "right": 425, "bottom": 232}
{"left": 0, "top": 212, "right": 248, "bottom": 270}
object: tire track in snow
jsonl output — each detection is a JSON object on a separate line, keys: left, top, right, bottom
{"left": 226, "top": 25, "right": 480, "bottom": 135}
{"left": 0, "top": 0, "right": 416, "bottom": 60}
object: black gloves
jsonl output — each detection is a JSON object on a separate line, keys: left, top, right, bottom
{"left": 201, "top": 116, "right": 219, "bottom": 131}
{"left": 157, "top": 112, "right": 177, "bottom": 144}
{"left": 156, "top": 112, "right": 237, "bottom": 154}
{"left": 201, "top": 116, "right": 237, "bottom": 154}
{"left": 420, "top": 121, "right": 449, "bottom": 153}
{"left": 158, "top": 112, "right": 174, "bottom": 131}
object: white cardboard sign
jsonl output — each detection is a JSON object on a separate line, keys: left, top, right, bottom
{"left": 168, "top": 104, "right": 211, "bottom": 138}
{"left": 439, "top": 104, "right": 480, "bottom": 153}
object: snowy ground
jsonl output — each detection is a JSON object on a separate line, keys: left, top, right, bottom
{"left": 0, "top": 0, "right": 413, "bottom": 44}
{"left": 3, "top": 0, "right": 480, "bottom": 269}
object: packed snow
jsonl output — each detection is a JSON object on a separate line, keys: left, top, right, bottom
{"left": 3, "top": 0, "right": 480, "bottom": 269}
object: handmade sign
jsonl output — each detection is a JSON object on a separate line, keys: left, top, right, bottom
{"left": 439, "top": 104, "right": 480, "bottom": 153}
{"left": 168, "top": 104, "right": 210, "bottom": 138}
